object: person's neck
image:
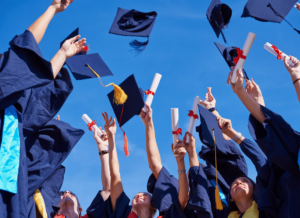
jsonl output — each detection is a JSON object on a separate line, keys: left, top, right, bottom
{"left": 58, "top": 206, "right": 79, "bottom": 218}
{"left": 135, "top": 207, "right": 152, "bottom": 218}
{"left": 235, "top": 198, "right": 253, "bottom": 214}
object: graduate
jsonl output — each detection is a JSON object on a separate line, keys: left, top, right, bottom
{"left": 227, "top": 68, "right": 298, "bottom": 217}
{"left": 54, "top": 125, "right": 112, "bottom": 218}
{"left": 140, "top": 104, "right": 193, "bottom": 218}
{"left": 0, "top": 1, "right": 86, "bottom": 217}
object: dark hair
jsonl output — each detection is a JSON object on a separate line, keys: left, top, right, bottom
{"left": 228, "top": 177, "right": 256, "bottom": 212}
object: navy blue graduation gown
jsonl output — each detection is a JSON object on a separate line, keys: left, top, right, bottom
{"left": 248, "top": 106, "right": 300, "bottom": 217}
{"left": 239, "top": 138, "right": 281, "bottom": 218}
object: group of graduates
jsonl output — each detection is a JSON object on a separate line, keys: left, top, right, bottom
{"left": 2, "top": 0, "right": 300, "bottom": 218}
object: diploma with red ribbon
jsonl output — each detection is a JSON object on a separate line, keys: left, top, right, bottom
{"left": 82, "top": 114, "right": 103, "bottom": 137}
{"left": 144, "top": 73, "right": 162, "bottom": 111}
{"left": 264, "top": 42, "right": 295, "bottom": 66}
{"left": 171, "top": 108, "right": 180, "bottom": 157}
{"left": 231, "top": 32, "right": 256, "bottom": 84}
{"left": 186, "top": 96, "right": 200, "bottom": 143}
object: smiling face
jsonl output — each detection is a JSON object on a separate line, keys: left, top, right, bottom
{"left": 230, "top": 177, "right": 254, "bottom": 202}
{"left": 131, "top": 192, "right": 156, "bottom": 217}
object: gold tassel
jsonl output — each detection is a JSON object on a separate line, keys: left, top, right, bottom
{"left": 34, "top": 189, "right": 48, "bottom": 218}
{"left": 212, "top": 128, "right": 223, "bottom": 210}
{"left": 86, "top": 64, "right": 128, "bottom": 105}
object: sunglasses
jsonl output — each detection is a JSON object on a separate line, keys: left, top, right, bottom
{"left": 59, "top": 191, "right": 77, "bottom": 197}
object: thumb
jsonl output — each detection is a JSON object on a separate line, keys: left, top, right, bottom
{"left": 93, "top": 125, "right": 97, "bottom": 138}
{"left": 284, "top": 56, "right": 290, "bottom": 69}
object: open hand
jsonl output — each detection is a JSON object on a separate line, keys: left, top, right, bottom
{"left": 102, "top": 112, "right": 117, "bottom": 136}
{"left": 199, "top": 87, "right": 216, "bottom": 110}
{"left": 51, "top": 0, "right": 73, "bottom": 13}
{"left": 61, "top": 35, "right": 86, "bottom": 59}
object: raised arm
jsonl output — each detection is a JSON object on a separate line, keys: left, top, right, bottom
{"left": 140, "top": 104, "right": 163, "bottom": 180}
{"left": 102, "top": 112, "right": 122, "bottom": 211}
{"left": 227, "top": 69, "right": 266, "bottom": 124}
{"left": 50, "top": 35, "right": 86, "bottom": 78}
{"left": 284, "top": 56, "right": 300, "bottom": 103}
{"left": 184, "top": 132, "right": 199, "bottom": 168}
{"left": 27, "top": 0, "right": 73, "bottom": 44}
{"left": 172, "top": 141, "right": 189, "bottom": 211}
{"left": 93, "top": 127, "right": 111, "bottom": 201}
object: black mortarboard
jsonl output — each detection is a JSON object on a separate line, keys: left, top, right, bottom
{"left": 206, "top": 0, "right": 232, "bottom": 43}
{"left": 109, "top": 7, "right": 158, "bottom": 54}
{"left": 65, "top": 53, "right": 113, "bottom": 80}
{"left": 108, "top": 74, "right": 144, "bottom": 127}
{"left": 196, "top": 105, "right": 227, "bottom": 154}
{"left": 214, "top": 42, "right": 249, "bottom": 80}
{"left": 241, "top": 0, "right": 300, "bottom": 34}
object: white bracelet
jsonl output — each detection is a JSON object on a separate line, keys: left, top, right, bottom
{"left": 178, "top": 169, "right": 186, "bottom": 174}
{"left": 233, "top": 132, "right": 241, "bottom": 142}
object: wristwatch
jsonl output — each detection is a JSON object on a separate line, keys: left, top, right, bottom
{"left": 99, "top": 150, "right": 109, "bottom": 156}
{"left": 208, "top": 107, "right": 217, "bottom": 112}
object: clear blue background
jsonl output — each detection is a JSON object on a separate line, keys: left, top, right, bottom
{"left": 1, "top": 0, "right": 300, "bottom": 213}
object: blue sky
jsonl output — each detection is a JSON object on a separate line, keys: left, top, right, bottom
{"left": 1, "top": 0, "right": 300, "bottom": 213}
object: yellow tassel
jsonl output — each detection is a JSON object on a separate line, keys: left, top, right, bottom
{"left": 86, "top": 64, "right": 128, "bottom": 105}
{"left": 34, "top": 189, "right": 48, "bottom": 218}
{"left": 212, "top": 128, "right": 223, "bottom": 210}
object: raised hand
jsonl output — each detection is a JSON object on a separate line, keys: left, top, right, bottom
{"left": 172, "top": 141, "right": 186, "bottom": 162}
{"left": 56, "top": 115, "right": 60, "bottom": 120}
{"left": 94, "top": 127, "right": 109, "bottom": 151}
{"left": 284, "top": 55, "right": 300, "bottom": 81}
{"left": 199, "top": 87, "right": 216, "bottom": 110}
{"left": 61, "top": 35, "right": 86, "bottom": 59}
{"left": 245, "top": 78, "right": 265, "bottom": 106}
{"left": 102, "top": 112, "right": 117, "bottom": 137}
{"left": 217, "top": 117, "right": 233, "bottom": 137}
{"left": 296, "top": 3, "right": 300, "bottom": 12}
{"left": 139, "top": 103, "right": 152, "bottom": 125}
{"left": 183, "top": 132, "right": 196, "bottom": 155}
{"left": 51, "top": 0, "right": 74, "bottom": 13}
{"left": 227, "top": 68, "right": 245, "bottom": 94}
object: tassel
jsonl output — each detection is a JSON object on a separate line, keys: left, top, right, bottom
{"left": 129, "top": 37, "right": 149, "bottom": 54}
{"left": 34, "top": 189, "right": 48, "bottom": 218}
{"left": 220, "top": 30, "right": 228, "bottom": 44}
{"left": 212, "top": 128, "right": 223, "bottom": 210}
{"left": 120, "top": 103, "right": 130, "bottom": 156}
{"left": 86, "top": 64, "right": 128, "bottom": 105}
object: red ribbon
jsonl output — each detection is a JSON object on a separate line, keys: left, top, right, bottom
{"left": 188, "top": 110, "right": 199, "bottom": 119}
{"left": 87, "top": 120, "right": 96, "bottom": 131}
{"left": 233, "top": 48, "right": 247, "bottom": 65}
{"left": 83, "top": 45, "right": 89, "bottom": 52}
{"left": 172, "top": 128, "right": 182, "bottom": 135}
{"left": 271, "top": 45, "right": 282, "bottom": 60}
{"left": 144, "top": 90, "right": 155, "bottom": 96}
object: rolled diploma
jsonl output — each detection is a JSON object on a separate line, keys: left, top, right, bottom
{"left": 186, "top": 96, "right": 200, "bottom": 143}
{"left": 231, "top": 32, "right": 256, "bottom": 83}
{"left": 144, "top": 73, "right": 162, "bottom": 111}
{"left": 82, "top": 114, "right": 103, "bottom": 137}
{"left": 171, "top": 108, "right": 180, "bottom": 156}
{"left": 264, "top": 42, "right": 295, "bottom": 66}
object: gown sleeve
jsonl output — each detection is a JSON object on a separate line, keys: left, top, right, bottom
{"left": 107, "top": 192, "right": 132, "bottom": 218}
{"left": 248, "top": 105, "right": 300, "bottom": 174}
{"left": 147, "top": 166, "right": 179, "bottom": 215}
{"left": 25, "top": 119, "right": 84, "bottom": 197}
{"left": 0, "top": 30, "right": 54, "bottom": 111}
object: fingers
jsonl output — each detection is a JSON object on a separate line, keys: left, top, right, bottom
{"left": 227, "top": 71, "right": 233, "bottom": 85}
{"left": 68, "top": 35, "right": 81, "bottom": 44}
{"left": 205, "top": 93, "right": 208, "bottom": 101}
{"left": 94, "top": 126, "right": 98, "bottom": 138}
{"left": 284, "top": 56, "right": 291, "bottom": 69}
{"left": 56, "top": 115, "right": 60, "bottom": 120}
{"left": 112, "top": 118, "right": 116, "bottom": 126}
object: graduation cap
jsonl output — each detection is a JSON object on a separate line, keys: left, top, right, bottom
{"left": 60, "top": 28, "right": 89, "bottom": 55}
{"left": 109, "top": 7, "right": 158, "bottom": 54}
{"left": 65, "top": 53, "right": 113, "bottom": 80}
{"left": 214, "top": 42, "right": 249, "bottom": 80}
{"left": 206, "top": 0, "right": 232, "bottom": 43}
{"left": 241, "top": 0, "right": 300, "bottom": 34}
{"left": 108, "top": 74, "right": 144, "bottom": 156}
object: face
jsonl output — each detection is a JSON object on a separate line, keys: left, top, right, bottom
{"left": 230, "top": 177, "right": 254, "bottom": 201}
{"left": 132, "top": 192, "right": 152, "bottom": 206}
{"left": 58, "top": 190, "right": 82, "bottom": 214}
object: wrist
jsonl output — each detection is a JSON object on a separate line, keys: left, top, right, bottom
{"left": 48, "top": 5, "right": 59, "bottom": 14}
{"left": 177, "top": 159, "right": 185, "bottom": 167}
{"left": 225, "top": 128, "right": 237, "bottom": 139}
{"left": 145, "top": 121, "right": 154, "bottom": 129}
{"left": 58, "top": 48, "right": 67, "bottom": 59}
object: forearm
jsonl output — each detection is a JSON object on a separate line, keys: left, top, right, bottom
{"left": 145, "top": 121, "right": 163, "bottom": 179}
{"left": 236, "top": 89, "right": 265, "bottom": 124}
{"left": 177, "top": 160, "right": 189, "bottom": 210}
{"left": 187, "top": 149, "right": 199, "bottom": 167}
{"left": 50, "top": 49, "right": 66, "bottom": 79}
{"left": 293, "top": 80, "right": 300, "bottom": 103}
{"left": 27, "top": 6, "right": 57, "bottom": 44}
{"left": 211, "top": 110, "right": 220, "bottom": 118}
{"left": 224, "top": 128, "right": 245, "bottom": 145}
{"left": 100, "top": 154, "right": 111, "bottom": 192}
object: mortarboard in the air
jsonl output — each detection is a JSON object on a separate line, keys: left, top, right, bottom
{"left": 214, "top": 42, "right": 249, "bottom": 80}
{"left": 65, "top": 53, "right": 113, "bottom": 80}
{"left": 241, "top": 0, "right": 300, "bottom": 34}
{"left": 109, "top": 7, "right": 158, "bottom": 54}
{"left": 60, "top": 28, "right": 89, "bottom": 55}
{"left": 108, "top": 74, "right": 144, "bottom": 156}
{"left": 206, "top": 0, "right": 232, "bottom": 43}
